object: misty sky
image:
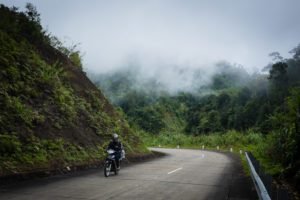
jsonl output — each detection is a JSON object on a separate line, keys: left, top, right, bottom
{"left": 2, "top": 0, "right": 300, "bottom": 74}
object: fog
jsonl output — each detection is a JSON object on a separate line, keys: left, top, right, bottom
{"left": 91, "top": 60, "right": 251, "bottom": 95}
{"left": 2, "top": 0, "right": 300, "bottom": 92}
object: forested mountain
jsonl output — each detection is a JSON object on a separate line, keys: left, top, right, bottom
{"left": 91, "top": 58, "right": 299, "bottom": 133}
{"left": 0, "top": 4, "right": 148, "bottom": 177}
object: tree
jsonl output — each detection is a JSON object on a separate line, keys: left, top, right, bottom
{"left": 243, "top": 100, "right": 259, "bottom": 128}
{"left": 217, "top": 93, "right": 230, "bottom": 109}
{"left": 236, "top": 87, "right": 251, "bottom": 106}
{"left": 289, "top": 43, "right": 300, "bottom": 60}
{"left": 269, "top": 62, "right": 288, "bottom": 83}
{"left": 135, "top": 106, "right": 165, "bottom": 134}
{"left": 25, "top": 3, "right": 40, "bottom": 23}
{"left": 196, "top": 110, "right": 223, "bottom": 133}
{"left": 69, "top": 51, "right": 83, "bottom": 70}
{"left": 268, "top": 62, "right": 289, "bottom": 103}
{"left": 49, "top": 36, "right": 83, "bottom": 70}
{"left": 232, "top": 106, "right": 244, "bottom": 130}
{"left": 269, "top": 52, "right": 283, "bottom": 62}
{"left": 269, "top": 84, "right": 300, "bottom": 179}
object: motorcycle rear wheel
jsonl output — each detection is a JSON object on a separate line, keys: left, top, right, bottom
{"left": 104, "top": 162, "right": 111, "bottom": 177}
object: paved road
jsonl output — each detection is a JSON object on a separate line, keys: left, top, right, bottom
{"left": 0, "top": 148, "right": 257, "bottom": 200}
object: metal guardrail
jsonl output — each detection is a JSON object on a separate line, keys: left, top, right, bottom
{"left": 245, "top": 152, "right": 272, "bottom": 200}
{"left": 245, "top": 152, "right": 289, "bottom": 200}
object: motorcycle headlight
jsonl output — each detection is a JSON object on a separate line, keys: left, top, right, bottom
{"left": 107, "top": 149, "right": 115, "bottom": 154}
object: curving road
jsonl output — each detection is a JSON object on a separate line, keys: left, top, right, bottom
{"left": 0, "top": 148, "right": 257, "bottom": 200}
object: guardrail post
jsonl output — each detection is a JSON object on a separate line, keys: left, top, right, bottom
{"left": 230, "top": 147, "right": 233, "bottom": 152}
{"left": 277, "top": 188, "right": 288, "bottom": 200}
{"left": 202, "top": 145, "right": 205, "bottom": 150}
{"left": 217, "top": 145, "right": 219, "bottom": 151}
{"left": 254, "top": 160, "right": 260, "bottom": 172}
{"left": 259, "top": 166, "right": 265, "bottom": 177}
{"left": 264, "top": 174, "right": 272, "bottom": 196}
{"left": 249, "top": 152, "right": 254, "bottom": 161}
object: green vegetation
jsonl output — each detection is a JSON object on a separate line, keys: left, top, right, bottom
{"left": 0, "top": 4, "right": 147, "bottom": 176}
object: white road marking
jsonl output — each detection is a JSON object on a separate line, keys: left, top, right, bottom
{"left": 167, "top": 167, "right": 182, "bottom": 175}
{"left": 201, "top": 154, "right": 205, "bottom": 158}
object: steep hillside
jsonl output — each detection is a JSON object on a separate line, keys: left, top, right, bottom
{"left": 0, "top": 4, "right": 148, "bottom": 177}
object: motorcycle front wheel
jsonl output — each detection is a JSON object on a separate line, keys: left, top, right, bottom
{"left": 104, "top": 162, "right": 111, "bottom": 177}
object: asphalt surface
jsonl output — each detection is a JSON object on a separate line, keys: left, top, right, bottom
{"left": 0, "top": 148, "right": 257, "bottom": 200}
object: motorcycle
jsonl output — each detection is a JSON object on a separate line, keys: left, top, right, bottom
{"left": 104, "top": 149, "right": 125, "bottom": 177}
{"left": 104, "top": 149, "right": 118, "bottom": 177}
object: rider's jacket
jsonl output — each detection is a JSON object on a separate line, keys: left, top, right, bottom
{"left": 107, "top": 141, "right": 123, "bottom": 152}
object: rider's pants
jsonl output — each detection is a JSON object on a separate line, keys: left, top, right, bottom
{"left": 115, "top": 153, "right": 121, "bottom": 167}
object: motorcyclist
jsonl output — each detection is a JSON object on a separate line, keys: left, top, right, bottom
{"left": 107, "top": 133, "right": 123, "bottom": 170}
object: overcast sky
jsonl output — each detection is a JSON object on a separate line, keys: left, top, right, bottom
{"left": 2, "top": 0, "right": 300, "bottom": 74}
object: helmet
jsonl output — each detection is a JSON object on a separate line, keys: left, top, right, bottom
{"left": 112, "top": 133, "right": 118, "bottom": 141}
